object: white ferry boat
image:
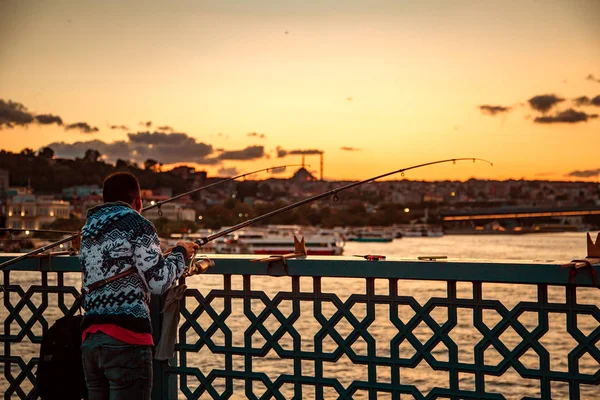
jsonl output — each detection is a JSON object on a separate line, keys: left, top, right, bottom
{"left": 214, "top": 228, "right": 344, "bottom": 255}
{"left": 162, "top": 230, "right": 217, "bottom": 253}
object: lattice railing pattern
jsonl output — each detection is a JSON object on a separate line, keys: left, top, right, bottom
{"left": 1, "top": 257, "right": 600, "bottom": 399}
{"left": 0, "top": 270, "right": 82, "bottom": 399}
{"left": 172, "top": 275, "right": 600, "bottom": 399}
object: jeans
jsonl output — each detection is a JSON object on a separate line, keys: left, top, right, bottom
{"left": 81, "top": 332, "right": 153, "bottom": 400}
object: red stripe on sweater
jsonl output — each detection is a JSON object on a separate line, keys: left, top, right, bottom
{"left": 82, "top": 323, "right": 154, "bottom": 346}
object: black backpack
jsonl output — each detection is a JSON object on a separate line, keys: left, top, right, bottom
{"left": 36, "top": 315, "right": 88, "bottom": 400}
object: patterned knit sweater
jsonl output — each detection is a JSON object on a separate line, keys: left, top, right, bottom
{"left": 80, "top": 202, "right": 187, "bottom": 334}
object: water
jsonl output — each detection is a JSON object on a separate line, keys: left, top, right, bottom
{"left": 2, "top": 232, "right": 599, "bottom": 399}
{"left": 342, "top": 232, "right": 590, "bottom": 261}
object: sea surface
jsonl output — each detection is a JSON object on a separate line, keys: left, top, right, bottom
{"left": 2, "top": 232, "right": 599, "bottom": 399}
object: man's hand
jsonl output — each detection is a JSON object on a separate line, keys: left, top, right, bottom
{"left": 176, "top": 241, "right": 200, "bottom": 260}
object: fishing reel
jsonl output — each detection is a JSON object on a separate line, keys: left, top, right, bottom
{"left": 183, "top": 251, "right": 215, "bottom": 277}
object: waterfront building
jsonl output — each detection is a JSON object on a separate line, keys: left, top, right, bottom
{"left": 6, "top": 194, "right": 70, "bottom": 229}
{"left": 145, "top": 202, "right": 195, "bottom": 221}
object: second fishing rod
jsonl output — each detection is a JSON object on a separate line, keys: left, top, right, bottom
{"left": 142, "top": 164, "right": 303, "bottom": 215}
{"left": 194, "top": 158, "right": 492, "bottom": 247}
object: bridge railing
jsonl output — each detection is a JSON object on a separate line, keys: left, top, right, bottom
{"left": 1, "top": 254, "right": 599, "bottom": 399}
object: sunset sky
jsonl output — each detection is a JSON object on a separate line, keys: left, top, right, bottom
{"left": 1, "top": 0, "right": 599, "bottom": 181}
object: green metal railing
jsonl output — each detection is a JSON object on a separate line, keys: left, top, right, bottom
{"left": 1, "top": 254, "right": 599, "bottom": 399}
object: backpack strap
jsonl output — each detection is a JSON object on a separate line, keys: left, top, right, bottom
{"left": 84, "top": 268, "right": 137, "bottom": 293}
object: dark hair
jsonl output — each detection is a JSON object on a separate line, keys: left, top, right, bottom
{"left": 103, "top": 172, "right": 141, "bottom": 204}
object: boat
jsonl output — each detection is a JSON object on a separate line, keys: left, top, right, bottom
{"left": 162, "top": 230, "right": 217, "bottom": 253}
{"left": 213, "top": 227, "right": 344, "bottom": 255}
{"left": 396, "top": 224, "right": 444, "bottom": 238}
{"left": 346, "top": 228, "right": 394, "bottom": 242}
{"left": 425, "top": 227, "right": 444, "bottom": 237}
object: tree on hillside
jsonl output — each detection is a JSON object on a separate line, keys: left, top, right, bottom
{"left": 83, "top": 149, "right": 102, "bottom": 163}
{"left": 38, "top": 147, "right": 54, "bottom": 159}
{"left": 144, "top": 159, "right": 162, "bottom": 173}
{"left": 116, "top": 159, "right": 140, "bottom": 170}
{"left": 20, "top": 148, "right": 35, "bottom": 157}
{"left": 115, "top": 159, "right": 131, "bottom": 169}
{"left": 0, "top": 149, "right": 191, "bottom": 194}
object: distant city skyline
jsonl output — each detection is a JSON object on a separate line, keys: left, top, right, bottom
{"left": 1, "top": 0, "right": 599, "bottom": 181}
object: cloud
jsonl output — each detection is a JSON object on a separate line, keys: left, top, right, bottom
{"left": 0, "top": 99, "right": 35, "bottom": 128}
{"left": 45, "top": 131, "right": 219, "bottom": 164}
{"left": 528, "top": 94, "right": 565, "bottom": 113}
{"left": 534, "top": 108, "right": 598, "bottom": 124}
{"left": 128, "top": 131, "right": 193, "bottom": 145}
{"left": 573, "top": 96, "right": 591, "bottom": 106}
{"left": 127, "top": 131, "right": 215, "bottom": 163}
{"left": 340, "top": 146, "right": 361, "bottom": 151}
{"left": 217, "top": 167, "right": 239, "bottom": 176}
{"left": 1, "top": 98, "right": 102, "bottom": 134}
{"left": 586, "top": 74, "right": 600, "bottom": 83}
{"left": 139, "top": 121, "right": 152, "bottom": 128}
{"left": 479, "top": 105, "right": 512, "bottom": 116}
{"left": 269, "top": 166, "right": 287, "bottom": 174}
{"left": 247, "top": 132, "right": 265, "bottom": 138}
{"left": 157, "top": 125, "right": 173, "bottom": 132}
{"left": 65, "top": 122, "right": 100, "bottom": 133}
{"left": 573, "top": 95, "right": 600, "bottom": 107}
{"left": 109, "top": 124, "right": 129, "bottom": 130}
{"left": 1, "top": 98, "right": 68, "bottom": 129}
{"left": 35, "top": 114, "right": 63, "bottom": 125}
{"left": 218, "top": 145, "right": 264, "bottom": 160}
{"left": 276, "top": 146, "right": 324, "bottom": 158}
{"left": 566, "top": 168, "right": 600, "bottom": 178}
{"left": 44, "top": 140, "right": 133, "bottom": 161}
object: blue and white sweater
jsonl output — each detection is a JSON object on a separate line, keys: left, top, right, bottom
{"left": 80, "top": 202, "right": 187, "bottom": 334}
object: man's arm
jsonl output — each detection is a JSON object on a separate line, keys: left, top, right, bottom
{"left": 132, "top": 219, "right": 189, "bottom": 295}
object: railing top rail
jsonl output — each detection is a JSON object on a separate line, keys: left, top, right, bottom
{"left": 1, "top": 253, "right": 597, "bottom": 286}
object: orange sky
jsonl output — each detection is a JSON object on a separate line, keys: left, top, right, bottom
{"left": 1, "top": 0, "right": 599, "bottom": 181}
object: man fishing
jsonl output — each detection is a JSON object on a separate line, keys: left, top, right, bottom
{"left": 79, "top": 172, "right": 198, "bottom": 399}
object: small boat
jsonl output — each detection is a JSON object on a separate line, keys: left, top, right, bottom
{"left": 346, "top": 229, "right": 394, "bottom": 243}
{"left": 425, "top": 229, "right": 444, "bottom": 237}
{"left": 396, "top": 224, "right": 444, "bottom": 238}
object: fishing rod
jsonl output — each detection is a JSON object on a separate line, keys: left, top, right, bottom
{"left": 142, "top": 164, "right": 304, "bottom": 214}
{"left": 0, "top": 228, "right": 77, "bottom": 235}
{"left": 0, "top": 164, "right": 303, "bottom": 270}
{"left": 194, "top": 158, "right": 493, "bottom": 246}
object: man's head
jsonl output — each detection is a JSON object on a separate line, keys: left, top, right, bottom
{"left": 102, "top": 172, "right": 142, "bottom": 212}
